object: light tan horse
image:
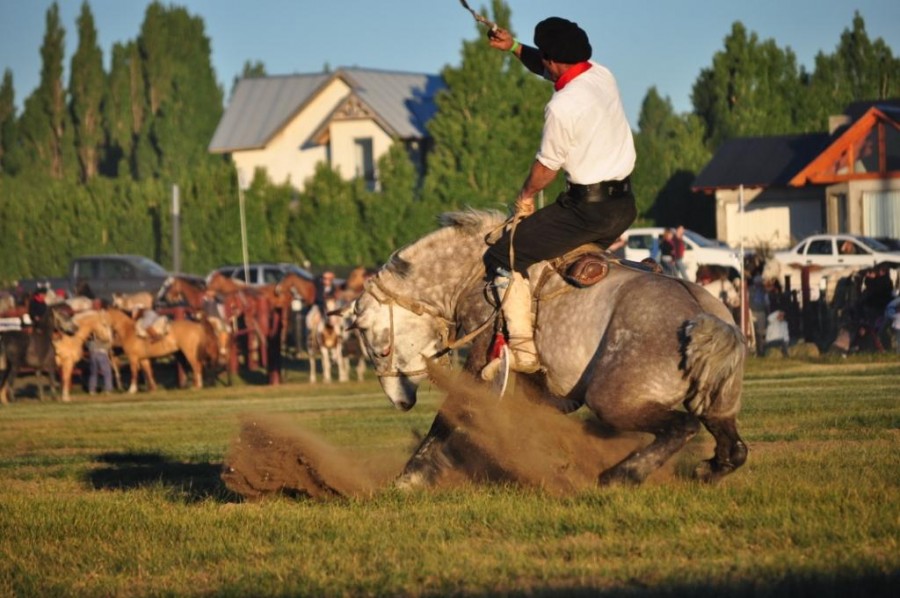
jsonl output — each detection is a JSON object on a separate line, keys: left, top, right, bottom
{"left": 53, "top": 309, "right": 120, "bottom": 402}
{"left": 106, "top": 308, "right": 218, "bottom": 393}
{"left": 112, "top": 292, "right": 155, "bottom": 311}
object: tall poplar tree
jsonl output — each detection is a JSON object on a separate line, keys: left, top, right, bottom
{"left": 801, "top": 13, "right": 900, "bottom": 132}
{"left": 69, "top": 1, "right": 105, "bottom": 182}
{"left": 691, "top": 22, "right": 804, "bottom": 149}
{"left": 135, "top": 2, "right": 223, "bottom": 180}
{"left": 17, "top": 2, "right": 69, "bottom": 179}
{"left": 104, "top": 41, "right": 145, "bottom": 178}
{"left": 0, "top": 70, "right": 16, "bottom": 175}
{"left": 421, "top": 0, "right": 550, "bottom": 213}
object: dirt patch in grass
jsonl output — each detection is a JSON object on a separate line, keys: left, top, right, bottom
{"left": 221, "top": 366, "right": 713, "bottom": 500}
{"left": 221, "top": 415, "right": 404, "bottom": 500}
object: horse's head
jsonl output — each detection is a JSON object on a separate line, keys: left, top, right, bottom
{"left": 347, "top": 291, "right": 451, "bottom": 411}
{"left": 50, "top": 305, "right": 78, "bottom": 335}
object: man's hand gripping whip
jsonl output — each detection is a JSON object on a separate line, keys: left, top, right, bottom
{"left": 458, "top": 0, "right": 498, "bottom": 33}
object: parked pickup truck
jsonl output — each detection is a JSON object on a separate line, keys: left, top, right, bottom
{"left": 14, "top": 254, "right": 173, "bottom": 302}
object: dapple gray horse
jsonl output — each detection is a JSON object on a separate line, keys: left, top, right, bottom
{"left": 346, "top": 210, "right": 748, "bottom": 488}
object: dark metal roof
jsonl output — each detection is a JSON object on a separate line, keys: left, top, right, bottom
{"left": 692, "top": 133, "right": 831, "bottom": 190}
{"left": 208, "top": 68, "right": 444, "bottom": 153}
{"left": 843, "top": 98, "right": 900, "bottom": 121}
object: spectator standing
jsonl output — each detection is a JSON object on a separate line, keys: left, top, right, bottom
{"left": 659, "top": 229, "right": 676, "bottom": 276}
{"left": 672, "top": 225, "right": 690, "bottom": 280}
{"left": 87, "top": 334, "right": 114, "bottom": 395}
{"left": 764, "top": 310, "right": 790, "bottom": 357}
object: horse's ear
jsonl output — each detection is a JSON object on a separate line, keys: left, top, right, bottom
{"left": 325, "top": 301, "right": 356, "bottom": 318}
{"left": 327, "top": 301, "right": 355, "bottom": 319}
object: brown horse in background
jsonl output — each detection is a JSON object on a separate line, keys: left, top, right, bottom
{"left": 158, "top": 276, "right": 209, "bottom": 312}
{"left": 1, "top": 305, "right": 78, "bottom": 403}
{"left": 106, "top": 308, "right": 218, "bottom": 393}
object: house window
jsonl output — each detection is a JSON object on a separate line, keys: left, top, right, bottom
{"left": 852, "top": 129, "right": 878, "bottom": 173}
{"left": 887, "top": 125, "right": 900, "bottom": 172}
{"left": 354, "top": 137, "right": 375, "bottom": 187}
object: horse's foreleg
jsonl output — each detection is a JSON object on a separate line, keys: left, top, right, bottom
{"left": 355, "top": 357, "right": 366, "bottom": 382}
{"left": 599, "top": 410, "right": 701, "bottom": 486}
{"left": 322, "top": 347, "right": 333, "bottom": 383}
{"left": 110, "top": 351, "right": 122, "bottom": 391}
{"left": 47, "top": 360, "right": 59, "bottom": 401}
{"left": 308, "top": 347, "right": 317, "bottom": 383}
{"left": 188, "top": 357, "right": 203, "bottom": 389}
{"left": 336, "top": 345, "right": 348, "bottom": 382}
{"left": 128, "top": 358, "right": 141, "bottom": 394}
{"left": 60, "top": 357, "right": 74, "bottom": 402}
{"left": 0, "top": 364, "right": 17, "bottom": 404}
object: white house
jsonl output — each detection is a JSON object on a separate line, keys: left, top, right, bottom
{"left": 208, "top": 68, "right": 444, "bottom": 190}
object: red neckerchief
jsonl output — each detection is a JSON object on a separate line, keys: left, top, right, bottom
{"left": 554, "top": 61, "right": 592, "bottom": 91}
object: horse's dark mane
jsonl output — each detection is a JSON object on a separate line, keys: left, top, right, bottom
{"left": 384, "top": 251, "right": 413, "bottom": 279}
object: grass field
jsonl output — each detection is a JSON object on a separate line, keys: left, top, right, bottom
{"left": 0, "top": 356, "right": 898, "bottom": 596}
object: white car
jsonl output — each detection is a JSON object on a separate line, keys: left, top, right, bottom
{"left": 622, "top": 227, "right": 743, "bottom": 281}
{"left": 773, "top": 234, "right": 900, "bottom": 270}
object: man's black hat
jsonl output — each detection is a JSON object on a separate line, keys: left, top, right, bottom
{"left": 534, "top": 17, "right": 592, "bottom": 63}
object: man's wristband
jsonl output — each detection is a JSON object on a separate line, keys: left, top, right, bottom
{"left": 509, "top": 39, "right": 520, "bottom": 54}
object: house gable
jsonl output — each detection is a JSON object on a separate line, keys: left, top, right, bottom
{"left": 208, "top": 67, "right": 445, "bottom": 191}
{"left": 789, "top": 106, "right": 900, "bottom": 185}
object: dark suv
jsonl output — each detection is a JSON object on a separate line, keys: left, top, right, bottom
{"left": 208, "top": 262, "right": 314, "bottom": 286}
{"left": 70, "top": 255, "right": 171, "bottom": 301}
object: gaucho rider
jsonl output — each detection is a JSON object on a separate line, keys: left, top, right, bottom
{"left": 482, "top": 17, "right": 637, "bottom": 379}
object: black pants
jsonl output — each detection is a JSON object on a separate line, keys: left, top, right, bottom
{"left": 484, "top": 189, "right": 637, "bottom": 276}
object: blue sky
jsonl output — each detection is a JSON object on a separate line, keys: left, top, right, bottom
{"left": 1, "top": 0, "right": 898, "bottom": 128}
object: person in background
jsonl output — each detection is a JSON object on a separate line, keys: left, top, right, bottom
{"left": 87, "top": 302, "right": 114, "bottom": 395}
{"left": 672, "top": 225, "right": 690, "bottom": 280}
{"left": 659, "top": 228, "right": 676, "bottom": 276}
{"left": 316, "top": 271, "right": 338, "bottom": 312}
{"left": 764, "top": 309, "right": 790, "bottom": 357}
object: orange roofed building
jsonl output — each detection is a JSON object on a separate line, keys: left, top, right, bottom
{"left": 692, "top": 100, "right": 900, "bottom": 249}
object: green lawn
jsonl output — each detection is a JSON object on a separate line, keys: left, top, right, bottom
{"left": 0, "top": 356, "right": 898, "bottom": 596}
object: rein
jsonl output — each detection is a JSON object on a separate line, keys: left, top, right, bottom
{"left": 364, "top": 276, "right": 454, "bottom": 378}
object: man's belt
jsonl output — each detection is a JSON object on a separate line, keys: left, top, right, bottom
{"left": 566, "top": 177, "right": 632, "bottom": 203}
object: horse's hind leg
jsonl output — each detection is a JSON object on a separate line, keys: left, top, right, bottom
{"left": 695, "top": 416, "right": 748, "bottom": 482}
{"left": 599, "top": 410, "right": 701, "bottom": 486}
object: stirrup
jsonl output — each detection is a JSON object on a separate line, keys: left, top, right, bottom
{"left": 480, "top": 344, "right": 510, "bottom": 398}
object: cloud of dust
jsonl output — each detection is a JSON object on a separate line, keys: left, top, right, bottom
{"left": 220, "top": 365, "right": 694, "bottom": 501}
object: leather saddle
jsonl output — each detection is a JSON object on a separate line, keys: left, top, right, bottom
{"left": 553, "top": 247, "right": 664, "bottom": 288}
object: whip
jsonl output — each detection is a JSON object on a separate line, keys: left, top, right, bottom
{"left": 458, "top": 0, "right": 498, "bottom": 33}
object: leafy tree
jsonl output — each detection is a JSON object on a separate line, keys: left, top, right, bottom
{"left": 801, "top": 12, "right": 900, "bottom": 132}
{"left": 17, "top": 2, "right": 70, "bottom": 179}
{"left": 0, "top": 69, "right": 17, "bottom": 175}
{"left": 691, "top": 22, "right": 804, "bottom": 149}
{"left": 421, "top": 0, "right": 550, "bottom": 214}
{"left": 632, "top": 87, "right": 710, "bottom": 224}
{"left": 292, "top": 164, "right": 367, "bottom": 266}
{"left": 136, "top": 2, "right": 223, "bottom": 180}
{"left": 358, "top": 142, "right": 420, "bottom": 262}
{"left": 69, "top": 1, "right": 105, "bottom": 182}
{"left": 103, "top": 41, "right": 145, "bottom": 178}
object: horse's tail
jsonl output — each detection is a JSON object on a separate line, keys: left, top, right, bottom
{"left": 680, "top": 313, "right": 745, "bottom": 418}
